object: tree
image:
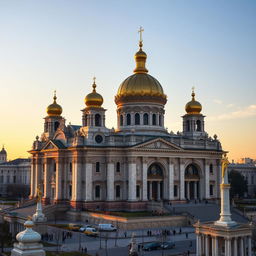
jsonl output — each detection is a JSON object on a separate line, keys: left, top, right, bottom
{"left": 0, "top": 221, "right": 12, "bottom": 252}
{"left": 229, "top": 170, "right": 247, "bottom": 198}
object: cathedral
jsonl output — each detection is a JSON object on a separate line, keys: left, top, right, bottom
{"left": 29, "top": 36, "right": 223, "bottom": 211}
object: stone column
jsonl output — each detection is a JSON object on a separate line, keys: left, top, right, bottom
{"left": 198, "top": 234, "right": 202, "bottom": 256}
{"left": 128, "top": 159, "right": 136, "bottom": 201}
{"left": 71, "top": 158, "right": 82, "bottom": 202}
{"left": 196, "top": 234, "right": 200, "bottom": 256}
{"left": 186, "top": 181, "right": 190, "bottom": 200}
{"left": 248, "top": 236, "right": 252, "bottom": 256}
{"left": 168, "top": 161, "right": 174, "bottom": 200}
{"left": 234, "top": 238, "right": 238, "bottom": 256}
{"left": 211, "top": 237, "right": 215, "bottom": 256}
{"left": 227, "top": 238, "right": 231, "bottom": 256}
{"left": 142, "top": 160, "right": 148, "bottom": 201}
{"left": 157, "top": 182, "right": 161, "bottom": 201}
{"left": 205, "top": 235, "right": 209, "bottom": 256}
{"left": 149, "top": 181, "right": 152, "bottom": 200}
{"left": 55, "top": 159, "right": 62, "bottom": 201}
{"left": 85, "top": 162, "right": 92, "bottom": 201}
{"left": 107, "top": 161, "right": 114, "bottom": 201}
{"left": 34, "top": 158, "right": 41, "bottom": 197}
{"left": 205, "top": 161, "right": 210, "bottom": 199}
{"left": 30, "top": 159, "right": 35, "bottom": 198}
{"left": 240, "top": 237, "right": 244, "bottom": 256}
{"left": 179, "top": 161, "right": 185, "bottom": 200}
{"left": 43, "top": 160, "right": 51, "bottom": 199}
{"left": 194, "top": 181, "right": 198, "bottom": 199}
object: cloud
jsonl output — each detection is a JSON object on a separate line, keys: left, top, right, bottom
{"left": 226, "top": 103, "right": 234, "bottom": 108}
{"left": 208, "top": 104, "right": 256, "bottom": 121}
{"left": 213, "top": 99, "right": 223, "bottom": 104}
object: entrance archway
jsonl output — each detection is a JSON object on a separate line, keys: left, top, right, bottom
{"left": 147, "top": 163, "right": 164, "bottom": 201}
{"left": 185, "top": 164, "right": 200, "bottom": 200}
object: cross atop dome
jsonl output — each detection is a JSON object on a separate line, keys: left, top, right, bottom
{"left": 138, "top": 26, "right": 144, "bottom": 49}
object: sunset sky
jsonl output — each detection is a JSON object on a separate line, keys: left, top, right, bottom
{"left": 0, "top": 0, "right": 255, "bottom": 161}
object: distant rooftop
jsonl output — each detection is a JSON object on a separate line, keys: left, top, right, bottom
{"left": 0, "top": 158, "right": 31, "bottom": 166}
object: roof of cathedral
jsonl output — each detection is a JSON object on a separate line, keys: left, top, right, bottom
{"left": 47, "top": 91, "right": 62, "bottom": 117}
{"left": 115, "top": 40, "right": 167, "bottom": 105}
{"left": 185, "top": 89, "right": 202, "bottom": 115}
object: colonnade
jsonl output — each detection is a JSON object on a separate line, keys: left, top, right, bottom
{"left": 196, "top": 234, "right": 252, "bottom": 256}
{"left": 30, "top": 156, "right": 218, "bottom": 205}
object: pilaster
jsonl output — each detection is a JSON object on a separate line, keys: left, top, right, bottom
{"left": 168, "top": 160, "right": 174, "bottom": 200}
{"left": 128, "top": 158, "right": 137, "bottom": 201}
{"left": 85, "top": 161, "right": 92, "bottom": 201}
{"left": 205, "top": 161, "right": 210, "bottom": 199}
{"left": 107, "top": 161, "right": 114, "bottom": 201}
{"left": 179, "top": 160, "right": 185, "bottom": 200}
{"left": 142, "top": 158, "right": 148, "bottom": 201}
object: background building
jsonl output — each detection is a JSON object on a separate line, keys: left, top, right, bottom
{"left": 0, "top": 148, "right": 30, "bottom": 198}
{"left": 228, "top": 159, "right": 256, "bottom": 197}
{"left": 29, "top": 38, "right": 223, "bottom": 211}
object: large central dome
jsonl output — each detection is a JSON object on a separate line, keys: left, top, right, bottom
{"left": 115, "top": 41, "right": 167, "bottom": 105}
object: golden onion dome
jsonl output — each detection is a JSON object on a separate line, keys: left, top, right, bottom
{"left": 115, "top": 40, "right": 167, "bottom": 105}
{"left": 47, "top": 91, "right": 62, "bottom": 117}
{"left": 84, "top": 78, "right": 103, "bottom": 108}
{"left": 185, "top": 89, "right": 202, "bottom": 114}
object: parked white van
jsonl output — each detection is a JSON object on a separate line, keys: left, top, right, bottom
{"left": 98, "top": 223, "right": 117, "bottom": 231}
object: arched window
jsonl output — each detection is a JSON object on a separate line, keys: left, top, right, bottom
{"left": 95, "top": 185, "right": 100, "bottom": 198}
{"left": 127, "top": 113, "right": 131, "bottom": 125}
{"left": 116, "top": 185, "right": 121, "bottom": 198}
{"left": 185, "top": 164, "right": 199, "bottom": 178}
{"left": 196, "top": 120, "right": 201, "bottom": 131}
{"left": 120, "top": 115, "right": 123, "bottom": 126}
{"left": 95, "top": 114, "right": 101, "bottom": 127}
{"left": 159, "top": 115, "right": 162, "bottom": 126}
{"left": 147, "top": 163, "right": 163, "bottom": 177}
{"left": 116, "top": 162, "right": 120, "bottom": 172}
{"left": 143, "top": 113, "right": 149, "bottom": 125}
{"left": 186, "top": 120, "right": 190, "bottom": 131}
{"left": 54, "top": 121, "right": 60, "bottom": 131}
{"left": 135, "top": 113, "right": 140, "bottom": 125}
{"left": 152, "top": 114, "right": 156, "bottom": 125}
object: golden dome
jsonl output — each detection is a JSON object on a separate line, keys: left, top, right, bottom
{"left": 47, "top": 91, "right": 62, "bottom": 117}
{"left": 185, "top": 89, "right": 202, "bottom": 114}
{"left": 85, "top": 78, "right": 103, "bottom": 108}
{"left": 115, "top": 41, "right": 167, "bottom": 105}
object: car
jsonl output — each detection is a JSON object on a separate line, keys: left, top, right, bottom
{"left": 98, "top": 223, "right": 117, "bottom": 231}
{"left": 79, "top": 225, "right": 92, "bottom": 232}
{"left": 142, "top": 242, "right": 161, "bottom": 251}
{"left": 160, "top": 241, "right": 175, "bottom": 249}
{"left": 68, "top": 223, "right": 81, "bottom": 231}
{"left": 84, "top": 227, "right": 99, "bottom": 237}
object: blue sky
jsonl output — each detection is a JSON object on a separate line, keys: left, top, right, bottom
{"left": 0, "top": 0, "right": 255, "bottom": 160}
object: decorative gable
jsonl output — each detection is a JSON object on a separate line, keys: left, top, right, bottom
{"left": 41, "top": 140, "right": 60, "bottom": 151}
{"left": 133, "top": 138, "right": 182, "bottom": 151}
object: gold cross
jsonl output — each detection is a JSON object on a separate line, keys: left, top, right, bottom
{"left": 93, "top": 76, "right": 96, "bottom": 84}
{"left": 138, "top": 26, "right": 144, "bottom": 42}
{"left": 192, "top": 86, "right": 195, "bottom": 93}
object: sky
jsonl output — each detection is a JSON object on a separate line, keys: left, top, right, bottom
{"left": 0, "top": 0, "right": 255, "bottom": 161}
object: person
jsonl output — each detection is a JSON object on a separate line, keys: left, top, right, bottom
{"left": 187, "top": 250, "right": 190, "bottom": 256}
{"left": 84, "top": 247, "right": 87, "bottom": 253}
{"left": 186, "top": 232, "right": 188, "bottom": 239}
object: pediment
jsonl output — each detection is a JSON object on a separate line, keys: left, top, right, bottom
{"left": 133, "top": 138, "right": 182, "bottom": 151}
{"left": 41, "top": 140, "right": 60, "bottom": 151}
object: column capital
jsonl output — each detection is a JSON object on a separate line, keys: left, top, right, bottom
{"left": 179, "top": 159, "right": 186, "bottom": 165}
{"left": 128, "top": 157, "right": 136, "bottom": 164}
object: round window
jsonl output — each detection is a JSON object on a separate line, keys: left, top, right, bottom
{"left": 95, "top": 135, "right": 103, "bottom": 144}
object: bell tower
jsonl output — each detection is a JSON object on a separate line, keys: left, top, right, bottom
{"left": 43, "top": 91, "right": 65, "bottom": 140}
{"left": 182, "top": 88, "right": 205, "bottom": 138}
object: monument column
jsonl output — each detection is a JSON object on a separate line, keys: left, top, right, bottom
{"left": 179, "top": 160, "right": 185, "bottom": 200}
{"left": 168, "top": 160, "right": 174, "bottom": 200}
{"left": 107, "top": 160, "right": 115, "bottom": 201}
{"left": 85, "top": 160, "right": 92, "bottom": 201}
{"left": 205, "top": 161, "right": 210, "bottom": 199}
{"left": 142, "top": 159, "right": 148, "bottom": 201}
{"left": 128, "top": 158, "right": 137, "bottom": 201}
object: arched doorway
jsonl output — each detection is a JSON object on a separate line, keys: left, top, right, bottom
{"left": 185, "top": 164, "right": 200, "bottom": 200}
{"left": 147, "top": 163, "right": 164, "bottom": 201}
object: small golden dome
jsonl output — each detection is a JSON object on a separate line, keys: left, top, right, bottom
{"left": 85, "top": 78, "right": 103, "bottom": 108}
{"left": 185, "top": 89, "right": 202, "bottom": 114}
{"left": 115, "top": 40, "right": 166, "bottom": 105}
{"left": 47, "top": 91, "right": 62, "bottom": 117}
